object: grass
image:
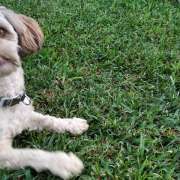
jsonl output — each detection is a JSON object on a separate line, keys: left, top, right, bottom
{"left": 0, "top": 0, "right": 180, "bottom": 179}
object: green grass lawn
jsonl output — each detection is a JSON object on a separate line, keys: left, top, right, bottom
{"left": 0, "top": 0, "right": 180, "bottom": 179}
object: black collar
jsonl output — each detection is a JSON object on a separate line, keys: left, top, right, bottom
{"left": 0, "top": 92, "right": 31, "bottom": 107}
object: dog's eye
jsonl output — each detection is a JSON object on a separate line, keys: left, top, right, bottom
{"left": 0, "top": 28, "right": 6, "bottom": 37}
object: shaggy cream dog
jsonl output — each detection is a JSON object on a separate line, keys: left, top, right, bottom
{"left": 0, "top": 6, "right": 89, "bottom": 179}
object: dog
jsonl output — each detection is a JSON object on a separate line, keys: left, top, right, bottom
{"left": 0, "top": 6, "right": 89, "bottom": 179}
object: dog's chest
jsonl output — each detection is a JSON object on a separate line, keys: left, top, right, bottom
{"left": 0, "top": 103, "right": 33, "bottom": 137}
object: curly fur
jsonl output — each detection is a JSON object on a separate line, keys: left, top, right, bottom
{"left": 0, "top": 6, "right": 89, "bottom": 179}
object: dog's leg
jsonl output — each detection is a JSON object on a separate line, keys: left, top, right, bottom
{"left": 27, "top": 112, "right": 89, "bottom": 135}
{"left": 0, "top": 147, "right": 84, "bottom": 179}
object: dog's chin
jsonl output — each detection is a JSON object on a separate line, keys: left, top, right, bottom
{"left": 0, "top": 58, "right": 19, "bottom": 77}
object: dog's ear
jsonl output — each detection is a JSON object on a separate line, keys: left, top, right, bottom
{"left": 0, "top": 7, "right": 44, "bottom": 56}
{"left": 16, "top": 14, "right": 44, "bottom": 56}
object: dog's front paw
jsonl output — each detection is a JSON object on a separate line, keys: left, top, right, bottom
{"left": 66, "top": 118, "right": 89, "bottom": 135}
{"left": 51, "top": 152, "right": 84, "bottom": 179}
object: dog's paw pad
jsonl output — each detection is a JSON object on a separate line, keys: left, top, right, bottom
{"left": 67, "top": 118, "right": 89, "bottom": 135}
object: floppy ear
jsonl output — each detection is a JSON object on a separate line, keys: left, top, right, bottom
{"left": 0, "top": 6, "right": 44, "bottom": 56}
{"left": 17, "top": 14, "right": 44, "bottom": 56}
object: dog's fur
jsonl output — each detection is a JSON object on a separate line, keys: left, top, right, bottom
{"left": 0, "top": 6, "right": 89, "bottom": 179}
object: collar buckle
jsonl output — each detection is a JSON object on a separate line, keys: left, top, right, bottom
{"left": 22, "top": 94, "right": 31, "bottom": 105}
{"left": 0, "top": 93, "right": 31, "bottom": 108}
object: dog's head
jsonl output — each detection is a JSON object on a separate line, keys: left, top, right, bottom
{"left": 0, "top": 6, "right": 43, "bottom": 77}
